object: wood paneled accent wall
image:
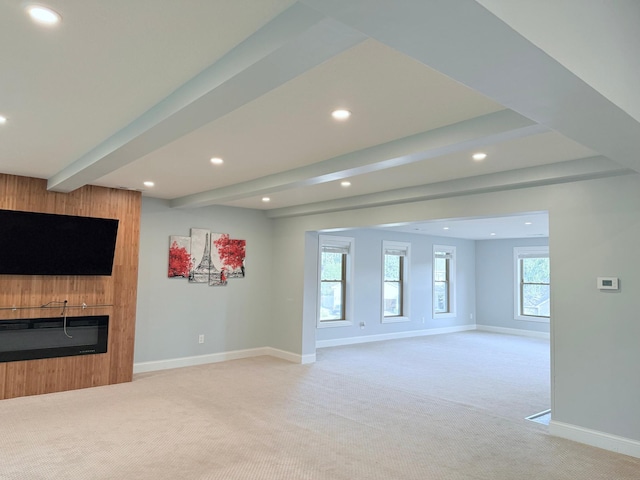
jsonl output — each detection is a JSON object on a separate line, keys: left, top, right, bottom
{"left": 0, "top": 174, "right": 141, "bottom": 399}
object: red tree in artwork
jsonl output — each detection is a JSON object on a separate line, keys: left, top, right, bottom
{"left": 168, "top": 241, "right": 192, "bottom": 277}
{"left": 213, "top": 235, "right": 246, "bottom": 275}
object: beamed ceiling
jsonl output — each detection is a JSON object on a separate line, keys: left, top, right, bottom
{"left": 2, "top": 0, "right": 639, "bottom": 237}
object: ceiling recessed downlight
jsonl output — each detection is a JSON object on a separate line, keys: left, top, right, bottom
{"left": 340, "top": 181, "right": 351, "bottom": 187}
{"left": 331, "top": 109, "right": 351, "bottom": 121}
{"left": 27, "top": 5, "right": 62, "bottom": 25}
{"left": 525, "top": 222, "right": 532, "bottom": 225}
{"left": 490, "top": 232, "right": 496, "bottom": 236}
{"left": 143, "top": 181, "right": 154, "bottom": 187}
{"left": 262, "top": 197, "right": 270, "bottom": 203}
{"left": 210, "top": 157, "right": 223, "bottom": 165}
{"left": 472, "top": 152, "right": 487, "bottom": 161}
{"left": 0, "top": 115, "right": 6, "bottom": 124}
{"left": 443, "top": 227, "right": 450, "bottom": 230}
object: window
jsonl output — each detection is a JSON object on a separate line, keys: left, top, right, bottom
{"left": 382, "top": 241, "right": 410, "bottom": 323}
{"left": 514, "top": 246, "right": 550, "bottom": 322}
{"left": 433, "top": 245, "right": 456, "bottom": 317}
{"left": 318, "top": 235, "right": 354, "bottom": 327}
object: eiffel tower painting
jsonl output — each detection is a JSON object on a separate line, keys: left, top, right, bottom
{"left": 189, "top": 229, "right": 217, "bottom": 283}
{"left": 208, "top": 233, "right": 227, "bottom": 286}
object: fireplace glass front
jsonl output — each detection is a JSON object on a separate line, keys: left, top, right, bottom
{"left": 0, "top": 315, "right": 108, "bottom": 362}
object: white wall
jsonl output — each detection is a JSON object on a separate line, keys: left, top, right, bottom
{"left": 311, "top": 228, "right": 475, "bottom": 345}
{"left": 272, "top": 186, "right": 556, "bottom": 358}
{"left": 549, "top": 175, "right": 640, "bottom": 444}
{"left": 135, "top": 174, "right": 640, "bottom": 451}
{"left": 475, "top": 237, "right": 550, "bottom": 334}
{"left": 272, "top": 173, "right": 640, "bottom": 448}
{"left": 134, "top": 198, "right": 273, "bottom": 364}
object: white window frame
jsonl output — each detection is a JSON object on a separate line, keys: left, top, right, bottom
{"left": 381, "top": 241, "right": 410, "bottom": 324}
{"left": 514, "top": 246, "right": 550, "bottom": 323}
{"left": 433, "top": 245, "right": 456, "bottom": 319}
{"left": 317, "top": 235, "right": 354, "bottom": 328}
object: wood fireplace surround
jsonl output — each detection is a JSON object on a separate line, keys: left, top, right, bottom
{"left": 0, "top": 174, "right": 140, "bottom": 399}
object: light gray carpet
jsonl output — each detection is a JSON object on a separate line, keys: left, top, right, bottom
{"left": 1, "top": 332, "right": 639, "bottom": 479}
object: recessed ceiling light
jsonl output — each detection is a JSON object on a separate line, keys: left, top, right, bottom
{"left": 443, "top": 227, "right": 450, "bottom": 230}
{"left": 26, "top": 5, "right": 62, "bottom": 25}
{"left": 0, "top": 115, "right": 6, "bottom": 124}
{"left": 143, "top": 181, "right": 154, "bottom": 187}
{"left": 524, "top": 222, "right": 532, "bottom": 225}
{"left": 262, "top": 197, "right": 270, "bottom": 203}
{"left": 472, "top": 152, "right": 487, "bottom": 161}
{"left": 331, "top": 109, "right": 351, "bottom": 121}
{"left": 340, "top": 181, "right": 351, "bottom": 187}
{"left": 490, "top": 232, "right": 496, "bottom": 236}
{"left": 210, "top": 157, "right": 223, "bottom": 165}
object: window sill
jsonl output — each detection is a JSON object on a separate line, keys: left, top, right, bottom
{"left": 514, "top": 315, "right": 550, "bottom": 323}
{"left": 382, "top": 316, "right": 410, "bottom": 324}
{"left": 433, "top": 312, "right": 456, "bottom": 319}
{"left": 317, "top": 320, "right": 353, "bottom": 328}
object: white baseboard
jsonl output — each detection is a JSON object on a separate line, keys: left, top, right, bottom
{"left": 300, "top": 353, "right": 316, "bottom": 364}
{"left": 134, "top": 324, "right": 543, "bottom": 374}
{"left": 549, "top": 420, "right": 640, "bottom": 459}
{"left": 264, "top": 347, "right": 316, "bottom": 364}
{"left": 476, "top": 325, "right": 550, "bottom": 340}
{"left": 316, "top": 325, "right": 475, "bottom": 349}
{"left": 133, "top": 346, "right": 308, "bottom": 374}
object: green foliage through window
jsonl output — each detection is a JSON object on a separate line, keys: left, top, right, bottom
{"left": 320, "top": 251, "right": 346, "bottom": 321}
{"left": 384, "top": 254, "right": 403, "bottom": 317}
{"left": 520, "top": 256, "right": 550, "bottom": 318}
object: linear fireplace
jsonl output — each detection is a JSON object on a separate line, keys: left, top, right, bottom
{"left": 0, "top": 315, "right": 109, "bottom": 363}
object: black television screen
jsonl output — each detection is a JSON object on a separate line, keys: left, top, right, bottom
{"left": 0, "top": 209, "right": 119, "bottom": 276}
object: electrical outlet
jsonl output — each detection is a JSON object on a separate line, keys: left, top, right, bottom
{"left": 359, "top": 322, "right": 365, "bottom": 329}
{"left": 198, "top": 334, "right": 204, "bottom": 344}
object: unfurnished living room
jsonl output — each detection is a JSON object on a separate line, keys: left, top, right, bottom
{"left": 1, "top": 1, "right": 640, "bottom": 479}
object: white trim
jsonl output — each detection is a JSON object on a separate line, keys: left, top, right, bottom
{"left": 476, "top": 325, "right": 550, "bottom": 340}
{"left": 316, "top": 325, "right": 475, "bottom": 348}
{"left": 317, "top": 234, "right": 355, "bottom": 327}
{"left": 549, "top": 420, "right": 640, "bottom": 459}
{"left": 133, "top": 325, "right": 551, "bottom": 375}
{"left": 514, "top": 245, "right": 550, "bottom": 322}
{"left": 433, "top": 244, "right": 456, "bottom": 318}
{"left": 434, "top": 312, "right": 457, "bottom": 320}
{"left": 300, "top": 353, "right": 316, "bottom": 364}
{"left": 317, "top": 319, "right": 353, "bottom": 328}
{"left": 382, "top": 240, "right": 411, "bottom": 323}
{"left": 133, "top": 346, "right": 311, "bottom": 374}
{"left": 515, "top": 316, "right": 550, "bottom": 324}
{"left": 263, "top": 347, "right": 316, "bottom": 364}
{"left": 381, "top": 315, "right": 410, "bottom": 324}
{"left": 133, "top": 347, "right": 269, "bottom": 374}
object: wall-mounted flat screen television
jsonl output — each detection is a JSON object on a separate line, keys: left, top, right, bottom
{"left": 0, "top": 209, "right": 119, "bottom": 276}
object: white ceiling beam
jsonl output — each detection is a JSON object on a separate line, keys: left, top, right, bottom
{"left": 170, "top": 110, "right": 547, "bottom": 208}
{"left": 46, "top": 3, "right": 366, "bottom": 193}
{"left": 301, "top": 0, "right": 640, "bottom": 174}
{"left": 266, "top": 156, "right": 634, "bottom": 219}
{"left": 476, "top": 0, "right": 640, "bottom": 125}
